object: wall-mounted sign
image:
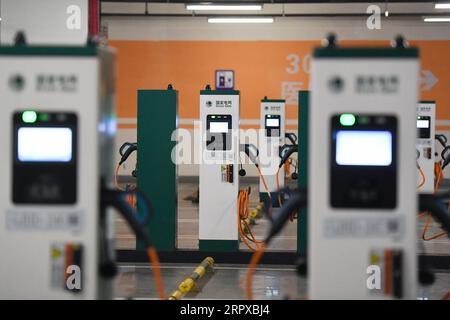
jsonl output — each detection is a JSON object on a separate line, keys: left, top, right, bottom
{"left": 215, "top": 70, "right": 235, "bottom": 90}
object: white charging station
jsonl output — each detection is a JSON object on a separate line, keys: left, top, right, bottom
{"left": 259, "top": 99, "right": 286, "bottom": 204}
{"left": 417, "top": 101, "right": 436, "bottom": 194}
{"left": 308, "top": 44, "right": 419, "bottom": 299}
{"left": 0, "top": 45, "right": 116, "bottom": 299}
{"left": 199, "top": 89, "right": 240, "bottom": 251}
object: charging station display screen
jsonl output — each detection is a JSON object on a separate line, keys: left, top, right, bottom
{"left": 331, "top": 114, "right": 397, "bottom": 209}
{"left": 209, "top": 122, "right": 229, "bottom": 133}
{"left": 417, "top": 116, "right": 431, "bottom": 139}
{"left": 18, "top": 127, "right": 73, "bottom": 162}
{"left": 266, "top": 118, "right": 280, "bottom": 127}
{"left": 336, "top": 130, "right": 392, "bottom": 166}
{"left": 417, "top": 119, "right": 430, "bottom": 129}
{"left": 264, "top": 114, "right": 281, "bottom": 137}
{"left": 206, "top": 115, "right": 232, "bottom": 151}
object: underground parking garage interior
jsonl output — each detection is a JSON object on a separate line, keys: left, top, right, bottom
{"left": 1, "top": 0, "right": 450, "bottom": 308}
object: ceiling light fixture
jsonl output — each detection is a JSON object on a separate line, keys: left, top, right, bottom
{"left": 208, "top": 17, "right": 274, "bottom": 24}
{"left": 435, "top": 3, "right": 450, "bottom": 9}
{"left": 187, "top": 4, "right": 263, "bottom": 11}
{"left": 423, "top": 16, "right": 450, "bottom": 22}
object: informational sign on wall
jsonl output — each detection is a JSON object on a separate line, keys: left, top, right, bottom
{"left": 1, "top": 0, "right": 88, "bottom": 45}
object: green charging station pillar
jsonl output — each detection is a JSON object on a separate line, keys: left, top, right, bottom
{"left": 137, "top": 89, "right": 178, "bottom": 251}
{"left": 297, "top": 91, "right": 309, "bottom": 256}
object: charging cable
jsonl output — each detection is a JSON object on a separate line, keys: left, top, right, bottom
{"left": 245, "top": 189, "right": 307, "bottom": 299}
{"left": 102, "top": 188, "right": 166, "bottom": 299}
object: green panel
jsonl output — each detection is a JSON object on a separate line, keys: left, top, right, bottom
{"left": 200, "top": 90, "right": 240, "bottom": 95}
{"left": 261, "top": 99, "right": 286, "bottom": 103}
{"left": 313, "top": 47, "right": 419, "bottom": 59}
{"left": 419, "top": 100, "right": 435, "bottom": 104}
{"left": 137, "top": 90, "right": 178, "bottom": 251}
{"left": 0, "top": 45, "right": 98, "bottom": 56}
{"left": 297, "top": 91, "right": 309, "bottom": 256}
{"left": 199, "top": 240, "right": 239, "bottom": 252}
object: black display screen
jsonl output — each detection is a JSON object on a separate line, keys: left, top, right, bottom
{"left": 330, "top": 114, "right": 397, "bottom": 209}
{"left": 13, "top": 111, "right": 77, "bottom": 204}
{"left": 206, "top": 114, "right": 232, "bottom": 151}
{"left": 417, "top": 116, "right": 431, "bottom": 139}
{"left": 265, "top": 114, "right": 281, "bottom": 137}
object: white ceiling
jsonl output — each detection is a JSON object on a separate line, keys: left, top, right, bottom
{"left": 101, "top": 2, "right": 450, "bottom": 15}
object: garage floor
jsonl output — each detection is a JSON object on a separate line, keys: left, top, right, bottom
{"left": 114, "top": 264, "right": 450, "bottom": 300}
{"left": 114, "top": 178, "right": 450, "bottom": 300}
{"left": 115, "top": 178, "right": 450, "bottom": 254}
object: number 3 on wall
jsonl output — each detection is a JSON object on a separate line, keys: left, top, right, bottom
{"left": 286, "top": 53, "right": 311, "bottom": 75}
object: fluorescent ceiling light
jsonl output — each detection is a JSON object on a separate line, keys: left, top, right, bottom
{"left": 208, "top": 17, "right": 274, "bottom": 24}
{"left": 187, "top": 4, "right": 263, "bottom": 11}
{"left": 435, "top": 3, "right": 450, "bottom": 9}
{"left": 423, "top": 16, "right": 450, "bottom": 22}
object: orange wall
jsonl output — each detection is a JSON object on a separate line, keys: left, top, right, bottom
{"left": 111, "top": 40, "right": 450, "bottom": 124}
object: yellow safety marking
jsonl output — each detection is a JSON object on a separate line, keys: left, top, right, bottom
{"left": 179, "top": 278, "right": 195, "bottom": 293}
{"left": 194, "top": 266, "right": 206, "bottom": 277}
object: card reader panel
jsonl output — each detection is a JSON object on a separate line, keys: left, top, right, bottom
{"left": 330, "top": 114, "right": 397, "bottom": 209}
{"left": 12, "top": 111, "right": 77, "bottom": 204}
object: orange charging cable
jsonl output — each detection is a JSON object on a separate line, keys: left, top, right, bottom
{"left": 421, "top": 162, "right": 448, "bottom": 240}
{"left": 238, "top": 189, "right": 264, "bottom": 251}
{"left": 114, "top": 163, "right": 125, "bottom": 191}
{"left": 285, "top": 159, "right": 291, "bottom": 177}
{"left": 115, "top": 164, "right": 164, "bottom": 298}
{"left": 256, "top": 166, "right": 271, "bottom": 198}
{"left": 245, "top": 243, "right": 266, "bottom": 300}
{"left": 147, "top": 247, "right": 166, "bottom": 300}
{"left": 276, "top": 166, "right": 296, "bottom": 221}
{"left": 417, "top": 165, "right": 426, "bottom": 189}
{"left": 276, "top": 167, "right": 282, "bottom": 207}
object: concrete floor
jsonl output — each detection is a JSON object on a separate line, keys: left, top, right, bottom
{"left": 114, "top": 263, "right": 450, "bottom": 300}
{"left": 113, "top": 178, "right": 450, "bottom": 300}
{"left": 115, "top": 179, "right": 450, "bottom": 254}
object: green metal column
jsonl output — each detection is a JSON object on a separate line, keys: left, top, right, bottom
{"left": 137, "top": 89, "right": 178, "bottom": 251}
{"left": 297, "top": 91, "right": 309, "bottom": 256}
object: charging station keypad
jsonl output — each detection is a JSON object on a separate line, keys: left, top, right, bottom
{"left": 12, "top": 111, "right": 77, "bottom": 204}
{"left": 330, "top": 114, "right": 397, "bottom": 209}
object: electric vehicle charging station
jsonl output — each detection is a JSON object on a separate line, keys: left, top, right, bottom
{"left": 0, "top": 44, "right": 116, "bottom": 299}
{"left": 259, "top": 98, "right": 286, "bottom": 205}
{"left": 417, "top": 101, "right": 436, "bottom": 194}
{"left": 199, "top": 88, "right": 240, "bottom": 251}
{"left": 308, "top": 41, "right": 419, "bottom": 299}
